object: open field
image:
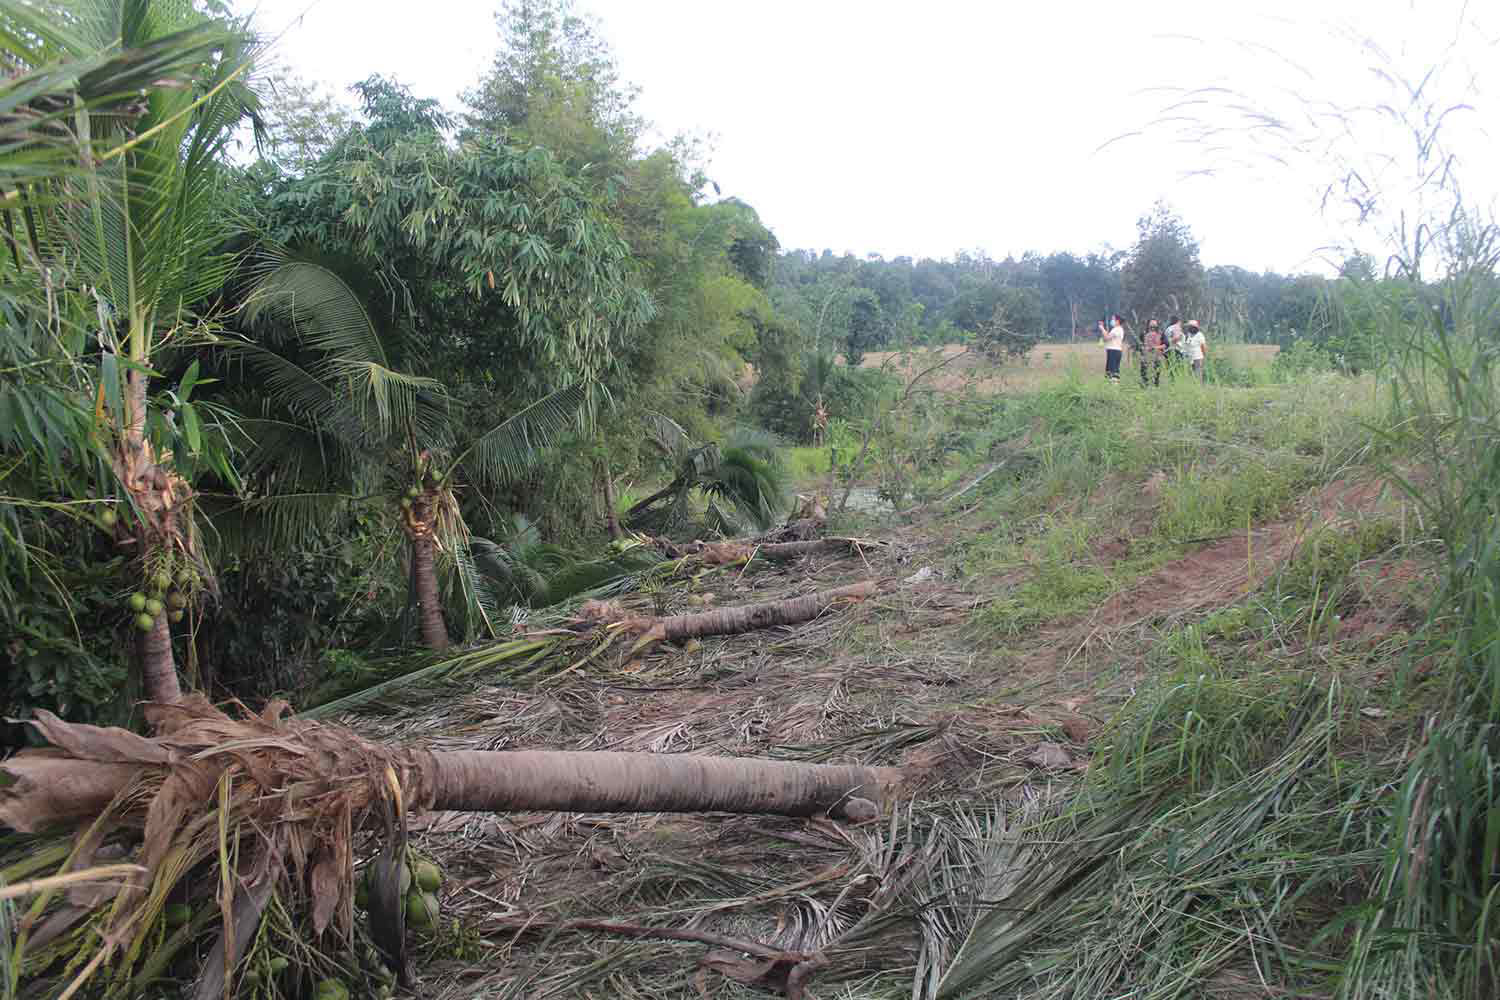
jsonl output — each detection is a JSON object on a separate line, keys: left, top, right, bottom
{"left": 858, "top": 340, "right": 1280, "bottom": 391}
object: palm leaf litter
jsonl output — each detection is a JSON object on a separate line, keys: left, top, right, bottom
{"left": 0, "top": 530, "right": 911, "bottom": 999}
{"left": 0, "top": 489, "right": 1431, "bottom": 999}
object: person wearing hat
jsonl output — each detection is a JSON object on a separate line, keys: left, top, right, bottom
{"left": 1182, "top": 320, "right": 1208, "bottom": 382}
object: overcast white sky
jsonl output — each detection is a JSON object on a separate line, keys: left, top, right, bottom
{"left": 242, "top": 0, "right": 1497, "bottom": 274}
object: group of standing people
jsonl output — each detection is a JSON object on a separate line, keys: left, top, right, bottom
{"left": 1098, "top": 314, "right": 1207, "bottom": 385}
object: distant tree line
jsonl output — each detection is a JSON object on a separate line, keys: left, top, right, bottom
{"left": 769, "top": 201, "right": 1379, "bottom": 362}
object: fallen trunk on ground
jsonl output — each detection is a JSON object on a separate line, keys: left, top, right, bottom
{"left": 0, "top": 696, "right": 898, "bottom": 997}
{"left": 428, "top": 750, "right": 886, "bottom": 816}
{"left": 623, "top": 580, "right": 881, "bottom": 642}
{"left": 653, "top": 535, "right": 882, "bottom": 565}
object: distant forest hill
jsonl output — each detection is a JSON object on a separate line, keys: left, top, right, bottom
{"left": 768, "top": 203, "right": 1370, "bottom": 362}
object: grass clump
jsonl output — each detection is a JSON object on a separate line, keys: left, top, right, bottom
{"left": 1154, "top": 457, "right": 1308, "bottom": 542}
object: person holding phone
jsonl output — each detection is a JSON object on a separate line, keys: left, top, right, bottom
{"left": 1098, "top": 313, "right": 1126, "bottom": 383}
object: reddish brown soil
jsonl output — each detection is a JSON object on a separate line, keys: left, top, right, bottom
{"left": 1030, "top": 475, "right": 1405, "bottom": 672}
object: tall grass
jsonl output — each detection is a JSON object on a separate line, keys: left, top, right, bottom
{"left": 1337, "top": 218, "right": 1500, "bottom": 998}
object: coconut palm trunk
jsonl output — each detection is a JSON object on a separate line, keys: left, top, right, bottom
{"left": 424, "top": 750, "right": 885, "bottom": 817}
{"left": 632, "top": 581, "right": 879, "bottom": 642}
{"left": 1, "top": 702, "right": 896, "bottom": 834}
{"left": 409, "top": 529, "right": 449, "bottom": 652}
{"left": 597, "top": 459, "right": 624, "bottom": 540}
{"left": 137, "top": 613, "right": 180, "bottom": 704}
{"left": 121, "top": 333, "right": 182, "bottom": 704}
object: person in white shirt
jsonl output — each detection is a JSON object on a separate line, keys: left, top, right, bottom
{"left": 1183, "top": 320, "right": 1208, "bottom": 382}
{"left": 1097, "top": 313, "right": 1126, "bottom": 382}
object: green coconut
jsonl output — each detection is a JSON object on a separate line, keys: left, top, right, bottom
{"left": 167, "top": 591, "right": 187, "bottom": 610}
{"left": 405, "top": 890, "right": 439, "bottom": 929}
{"left": 414, "top": 859, "right": 442, "bottom": 893}
{"left": 313, "top": 979, "right": 349, "bottom": 1000}
{"left": 268, "top": 957, "right": 289, "bottom": 975}
{"left": 150, "top": 570, "right": 172, "bottom": 594}
{"left": 143, "top": 598, "right": 164, "bottom": 617}
{"left": 134, "top": 613, "right": 155, "bottom": 633}
{"left": 168, "top": 610, "right": 185, "bottom": 624}
{"left": 99, "top": 509, "right": 118, "bottom": 529}
{"left": 127, "top": 593, "right": 148, "bottom": 613}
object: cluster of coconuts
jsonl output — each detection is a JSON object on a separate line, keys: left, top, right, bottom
{"left": 125, "top": 561, "right": 195, "bottom": 632}
{"left": 354, "top": 853, "right": 444, "bottom": 931}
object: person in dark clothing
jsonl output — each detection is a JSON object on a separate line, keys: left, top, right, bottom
{"left": 1164, "top": 315, "right": 1185, "bottom": 374}
{"left": 1141, "top": 319, "right": 1165, "bottom": 386}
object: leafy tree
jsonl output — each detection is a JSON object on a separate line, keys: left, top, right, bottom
{"left": 719, "top": 198, "right": 781, "bottom": 289}
{"left": 746, "top": 311, "right": 808, "bottom": 439}
{"left": 1120, "top": 201, "right": 1206, "bottom": 324}
{"left": 248, "top": 76, "right": 652, "bottom": 395}
{"left": 463, "top": 0, "right": 642, "bottom": 168}
{"left": 1040, "top": 251, "right": 1121, "bottom": 338}
{"left": 976, "top": 286, "right": 1045, "bottom": 360}
{"left": 229, "top": 74, "right": 654, "bottom": 648}
{"left": 258, "top": 70, "right": 356, "bottom": 173}
{"left": 844, "top": 288, "right": 886, "bottom": 366}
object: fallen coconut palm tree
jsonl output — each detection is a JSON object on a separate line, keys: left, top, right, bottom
{"left": 304, "top": 579, "right": 886, "bottom": 718}
{"left": 0, "top": 697, "right": 897, "bottom": 997}
{"left": 651, "top": 536, "right": 886, "bottom": 565}
{"left": 617, "top": 580, "right": 881, "bottom": 643}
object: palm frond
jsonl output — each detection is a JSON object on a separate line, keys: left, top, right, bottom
{"left": 240, "top": 261, "right": 447, "bottom": 445}
{"left": 702, "top": 445, "right": 789, "bottom": 530}
{"left": 296, "top": 635, "right": 561, "bottom": 720}
{"left": 432, "top": 490, "right": 502, "bottom": 641}
{"left": 454, "top": 382, "right": 596, "bottom": 489}
{"left": 0, "top": 11, "right": 237, "bottom": 193}
{"left": 470, "top": 536, "right": 551, "bottom": 608}
{"left": 642, "top": 410, "right": 691, "bottom": 456}
{"left": 210, "top": 491, "right": 358, "bottom": 557}
{"left": 536, "top": 549, "right": 660, "bottom": 607}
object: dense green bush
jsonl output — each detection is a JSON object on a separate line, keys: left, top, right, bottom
{"left": 1, "top": 513, "right": 132, "bottom": 748}
{"left": 196, "top": 518, "right": 404, "bottom": 703}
